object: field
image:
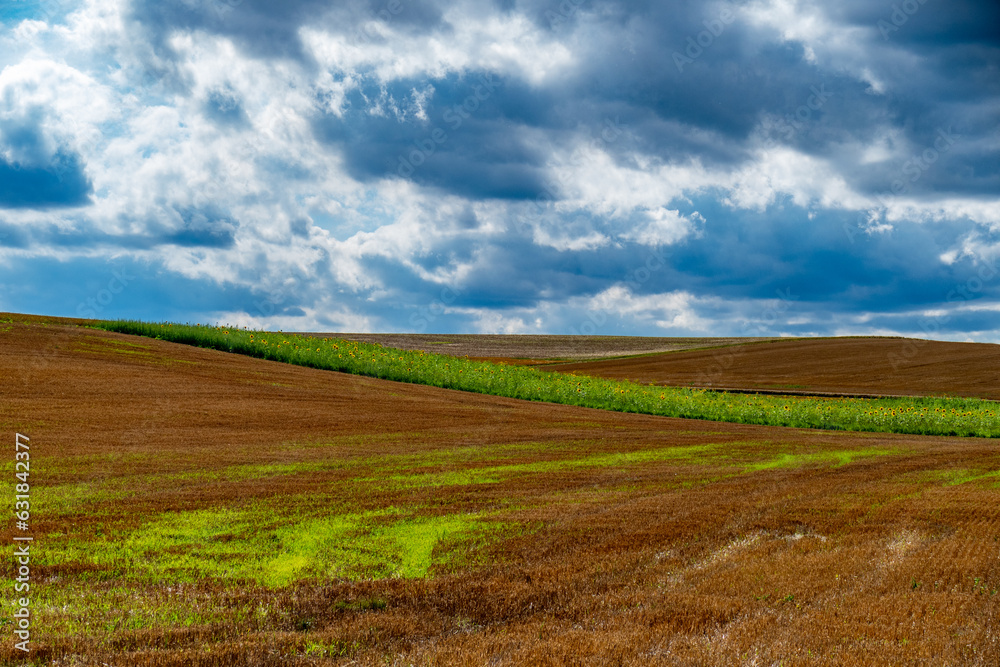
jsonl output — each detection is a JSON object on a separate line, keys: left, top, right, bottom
{"left": 546, "top": 337, "right": 1000, "bottom": 400}
{"left": 322, "top": 333, "right": 783, "bottom": 362}
{"left": 91, "top": 322, "right": 1000, "bottom": 437}
{"left": 2, "top": 315, "right": 999, "bottom": 665}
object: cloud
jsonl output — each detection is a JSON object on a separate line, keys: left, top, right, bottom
{"left": 0, "top": 57, "right": 115, "bottom": 210}
{"left": 0, "top": 148, "right": 92, "bottom": 209}
{"left": 0, "top": 0, "right": 997, "bottom": 340}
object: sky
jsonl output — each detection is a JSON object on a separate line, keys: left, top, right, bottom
{"left": 0, "top": 0, "right": 998, "bottom": 339}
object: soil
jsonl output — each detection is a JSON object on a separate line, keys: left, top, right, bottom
{"left": 320, "top": 332, "right": 781, "bottom": 361}
{"left": 2, "top": 315, "right": 998, "bottom": 665}
{"left": 547, "top": 336, "right": 1000, "bottom": 400}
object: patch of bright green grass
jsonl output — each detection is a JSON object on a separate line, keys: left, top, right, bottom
{"left": 93, "top": 321, "right": 1000, "bottom": 437}
{"left": 742, "top": 447, "right": 898, "bottom": 473}
{"left": 38, "top": 503, "right": 486, "bottom": 588}
{"left": 932, "top": 468, "right": 1000, "bottom": 487}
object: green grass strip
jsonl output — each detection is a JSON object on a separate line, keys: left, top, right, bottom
{"left": 94, "top": 321, "right": 1000, "bottom": 438}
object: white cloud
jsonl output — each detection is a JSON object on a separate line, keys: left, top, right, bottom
{"left": 300, "top": 7, "right": 575, "bottom": 86}
{"left": 0, "top": 58, "right": 118, "bottom": 161}
{"left": 621, "top": 208, "right": 703, "bottom": 247}
{"left": 544, "top": 138, "right": 716, "bottom": 218}
{"left": 589, "top": 286, "right": 715, "bottom": 332}
{"left": 725, "top": 145, "right": 865, "bottom": 211}
{"left": 742, "top": 0, "right": 889, "bottom": 92}
{"left": 212, "top": 303, "right": 374, "bottom": 333}
{"left": 472, "top": 311, "right": 533, "bottom": 335}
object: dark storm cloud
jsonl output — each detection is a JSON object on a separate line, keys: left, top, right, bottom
{"left": 313, "top": 72, "right": 555, "bottom": 199}
{"left": 662, "top": 196, "right": 1000, "bottom": 314}
{"left": 0, "top": 207, "right": 238, "bottom": 251}
{"left": 841, "top": 0, "right": 1000, "bottom": 47}
{"left": 0, "top": 150, "right": 92, "bottom": 209}
{"left": 586, "top": 3, "right": 996, "bottom": 198}
{"left": 127, "top": 0, "right": 445, "bottom": 62}
{"left": 541, "top": 0, "right": 999, "bottom": 197}
{"left": 0, "top": 114, "right": 93, "bottom": 209}
{"left": 798, "top": 1, "right": 1000, "bottom": 199}
{"left": 129, "top": 0, "right": 1000, "bottom": 200}
{"left": 321, "top": 1, "right": 838, "bottom": 182}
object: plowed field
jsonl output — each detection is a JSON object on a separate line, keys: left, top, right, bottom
{"left": 327, "top": 333, "right": 780, "bottom": 362}
{"left": 548, "top": 337, "right": 1000, "bottom": 400}
{"left": 1, "top": 316, "right": 998, "bottom": 666}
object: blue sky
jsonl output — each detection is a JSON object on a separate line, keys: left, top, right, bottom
{"left": 1, "top": 0, "right": 998, "bottom": 339}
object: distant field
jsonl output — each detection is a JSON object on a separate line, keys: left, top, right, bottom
{"left": 548, "top": 337, "right": 1000, "bottom": 400}
{"left": 320, "top": 332, "right": 783, "bottom": 361}
{"left": 1, "top": 316, "right": 999, "bottom": 666}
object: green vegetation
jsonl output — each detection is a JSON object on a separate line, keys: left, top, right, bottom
{"left": 39, "top": 502, "right": 483, "bottom": 587}
{"left": 95, "top": 320, "right": 1000, "bottom": 437}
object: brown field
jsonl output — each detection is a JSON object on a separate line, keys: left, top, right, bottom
{"left": 326, "top": 333, "right": 781, "bottom": 362}
{"left": 547, "top": 337, "right": 1000, "bottom": 400}
{"left": 1, "top": 316, "right": 999, "bottom": 665}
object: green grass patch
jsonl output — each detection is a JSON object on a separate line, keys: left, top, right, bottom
{"left": 93, "top": 321, "right": 1000, "bottom": 437}
{"left": 741, "top": 447, "right": 898, "bottom": 473}
{"left": 932, "top": 468, "right": 1000, "bottom": 487}
{"left": 34, "top": 503, "right": 488, "bottom": 588}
